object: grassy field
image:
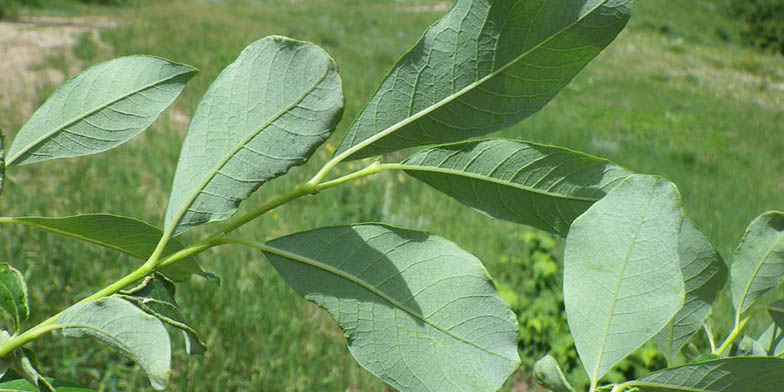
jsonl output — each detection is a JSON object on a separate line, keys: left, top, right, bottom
{"left": 1, "top": 0, "right": 782, "bottom": 390}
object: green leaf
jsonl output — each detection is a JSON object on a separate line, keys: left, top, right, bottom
{"left": 770, "top": 300, "right": 784, "bottom": 326}
{"left": 6, "top": 56, "right": 196, "bottom": 166}
{"left": 731, "top": 211, "right": 784, "bottom": 315}
{"left": 401, "top": 139, "right": 631, "bottom": 236}
{"left": 634, "top": 357, "right": 784, "bottom": 391}
{"left": 11, "top": 348, "right": 54, "bottom": 392}
{"left": 1, "top": 214, "right": 206, "bottom": 281}
{"left": 0, "top": 263, "right": 29, "bottom": 332}
{"left": 335, "top": 0, "right": 632, "bottom": 160}
{"left": 533, "top": 355, "right": 575, "bottom": 392}
{"left": 119, "top": 274, "right": 207, "bottom": 355}
{"left": 263, "top": 224, "right": 520, "bottom": 392}
{"left": 564, "top": 175, "right": 685, "bottom": 385}
{"left": 165, "top": 36, "right": 343, "bottom": 236}
{"left": 57, "top": 297, "right": 171, "bottom": 390}
{"left": 0, "top": 128, "right": 5, "bottom": 196}
{"left": 0, "top": 379, "right": 93, "bottom": 392}
{"left": 757, "top": 323, "right": 784, "bottom": 357}
{"left": 733, "top": 336, "right": 767, "bottom": 357}
{"left": 654, "top": 218, "right": 727, "bottom": 363}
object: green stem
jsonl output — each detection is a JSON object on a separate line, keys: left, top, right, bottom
{"left": 713, "top": 316, "right": 750, "bottom": 356}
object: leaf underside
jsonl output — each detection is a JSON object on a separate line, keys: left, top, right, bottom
{"left": 165, "top": 36, "right": 344, "bottom": 236}
{"left": 730, "top": 211, "right": 784, "bottom": 315}
{"left": 0, "top": 263, "right": 29, "bottom": 331}
{"left": 654, "top": 218, "right": 727, "bottom": 363}
{"left": 336, "top": 0, "right": 632, "bottom": 160}
{"left": 7, "top": 214, "right": 206, "bottom": 281}
{"left": 636, "top": 357, "right": 784, "bottom": 391}
{"left": 401, "top": 139, "right": 631, "bottom": 236}
{"left": 7, "top": 56, "right": 196, "bottom": 166}
{"left": 564, "top": 175, "right": 685, "bottom": 384}
{"left": 263, "top": 224, "right": 520, "bottom": 392}
{"left": 57, "top": 297, "right": 171, "bottom": 390}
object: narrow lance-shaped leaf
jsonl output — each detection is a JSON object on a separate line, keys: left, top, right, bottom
{"left": 731, "top": 211, "right": 784, "bottom": 315}
{"left": 0, "top": 263, "right": 29, "bottom": 332}
{"left": 165, "top": 36, "right": 343, "bottom": 236}
{"left": 6, "top": 56, "right": 196, "bottom": 166}
{"left": 632, "top": 357, "right": 784, "bottom": 391}
{"left": 336, "top": 0, "right": 632, "bottom": 160}
{"left": 263, "top": 224, "right": 520, "bottom": 392}
{"left": 654, "top": 218, "right": 727, "bottom": 363}
{"left": 564, "top": 175, "right": 684, "bottom": 386}
{"left": 118, "top": 274, "right": 207, "bottom": 355}
{"left": 57, "top": 297, "right": 171, "bottom": 390}
{"left": 401, "top": 139, "right": 631, "bottom": 236}
{"left": 1, "top": 214, "right": 208, "bottom": 282}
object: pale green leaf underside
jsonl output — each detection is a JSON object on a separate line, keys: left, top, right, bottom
{"left": 401, "top": 139, "right": 631, "bottom": 236}
{"left": 0, "top": 263, "right": 29, "bottom": 331}
{"left": 57, "top": 297, "right": 171, "bottom": 390}
{"left": 336, "top": 0, "right": 632, "bottom": 160}
{"left": 731, "top": 211, "right": 784, "bottom": 315}
{"left": 263, "top": 224, "right": 520, "bottom": 392}
{"left": 533, "top": 355, "right": 575, "bottom": 392}
{"left": 2, "top": 214, "right": 205, "bottom": 281}
{"left": 7, "top": 56, "right": 196, "bottom": 166}
{"left": 0, "top": 379, "right": 93, "bottom": 392}
{"left": 635, "top": 357, "right": 784, "bottom": 391}
{"left": 564, "top": 175, "right": 685, "bottom": 384}
{"left": 654, "top": 218, "right": 727, "bottom": 363}
{"left": 165, "top": 36, "right": 343, "bottom": 236}
{"left": 758, "top": 324, "right": 784, "bottom": 357}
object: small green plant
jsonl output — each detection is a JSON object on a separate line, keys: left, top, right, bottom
{"left": 1, "top": 1, "right": 783, "bottom": 391}
{"left": 730, "top": 0, "right": 784, "bottom": 54}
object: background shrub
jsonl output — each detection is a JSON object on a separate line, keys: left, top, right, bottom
{"left": 730, "top": 0, "right": 784, "bottom": 54}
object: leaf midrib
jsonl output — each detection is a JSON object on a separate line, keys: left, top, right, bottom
{"left": 337, "top": 0, "right": 612, "bottom": 159}
{"left": 260, "top": 242, "right": 517, "bottom": 363}
{"left": 167, "top": 61, "right": 332, "bottom": 234}
{"left": 7, "top": 66, "right": 193, "bottom": 166}
{"left": 737, "top": 232, "right": 784, "bottom": 313}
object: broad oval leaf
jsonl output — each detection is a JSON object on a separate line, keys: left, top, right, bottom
{"left": 634, "top": 357, "right": 784, "bottom": 391}
{"left": 1, "top": 214, "right": 206, "bottom": 281}
{"left": 0, "top": 263, "right": 29, "bottom": 332}
{"left": 335, "top": 0, "right": 632, "bottom": 160}
{"left": 165, "top": 36, "right": 343, "bottom": 236}
{"left": 654, "top": 218, "right": 727, "bottom": 363}
{"left": 6, "top": 56, "right": 196, "bottom": 166}
{"left": 564, "top": 175, "right": 684, "bottom": 385}
{"left": 262, "top": 224, "right": 520, "bottom": 392}
{"left": 401, "top": 139, "right": 631, "bottom": 236}
{"left": 731, "top": 211, "right": 784, "bottom": 315}
{"left": 57, "top": 297, "right": 171, "bottom": 390}
{"left": 533, "top": 355, "right": 575, "bottom": 392}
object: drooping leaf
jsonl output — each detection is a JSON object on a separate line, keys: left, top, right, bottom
{"left": 11, "top": 348, "right": 54, "bottom": 392}
{"left": 118, "top": 274, "right": 206, "bottom": 355}
{"left": 400, "top": 139, "right": 631, "bottom": 236}
{"left": 654, "top": 218, "right": 727, "bottom": 363}
{"left": 335, "top": 0, "right": 632, "bottom": 160}
{"left": 263, "top": 224, "right": 520, "bottom": 392}
{"left": 165, "top": 36, "right": 343, "bottom": 236}
{"left": 57, "top": 297, "right": 171, "bottom": 390}
{"left": 564, "top": 175, "right": 685, "bottom": 385}
{"left": 533, "top": 355, "right": 575, "bottom": 392}
{"left": 757, "top": 323, "right": 784, "bottom": 357}
{"left": 633, "top": 357, "right": 784, "bottom": 391}
{"left": 731, "top": 211, "right": 784, "bottom": 315}
{"left": 6, "top": 56, "right": 196, "bottom": 166}
{"left": 0, "top": 379, "right": 93, "bottom": 392}
{"left": 0, "top": 263, "right": 29, "bottom": 332}
{"left": 1, "top": 214, "right": 207, "bottom": 281}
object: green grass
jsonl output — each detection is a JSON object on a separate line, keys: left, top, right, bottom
{"left": 0, "top": 0, "right": 782, "bottom": 390}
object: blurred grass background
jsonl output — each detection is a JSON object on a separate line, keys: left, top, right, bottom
{"left": 0, "top": 0, "right": 782, "bottom": 390}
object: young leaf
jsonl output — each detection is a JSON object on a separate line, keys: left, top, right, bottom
{"left": 757, "top": 323, "right": 784, "bottom": 357}
{"left": 633, "top": 357, "right": 784, "bottom": 391}
{"left": 533, "top": 355, "right": 575, "bottom": 392}
{"left": 0, "top": 379, "right": 93, "bottom": 392}
{"left": 262, "top": 224, "right": 520, "bottom": 392}
{"left": 564, "top": 175, "right": 685, "bottom": 386}
{"left": 654, "top": 218, "right": 727, "bottom": 363}
{"left": 0, "top": 263, "right": 29, "bottom": 332}
{"left": 731, "top": 211, "right": 784, "bottom": 315}
{"left": 733, "top": 336, "right": 767, "bottom": 357}
{"left": 1, "top": 214, "right": 207, "bottom": 282}
{"left": 11, "top": 348, "right": 55, "bottom": 392}
{"left": 165, "top": 36, "right": 343, "bottom": 236}
{"left": 6, "top": 56, "right": 196, "bottom": 166}
{"left": 57, "top": 297, "right": 171, "bottom": 390}
{"left": 335, "top": 0, "right": 632, "bottom": 160}
{"left": 118, "top": 274, "right": 207, "bottom": 355}
{"left": 400, "top": 139, "right": 631, "bottom": 236}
